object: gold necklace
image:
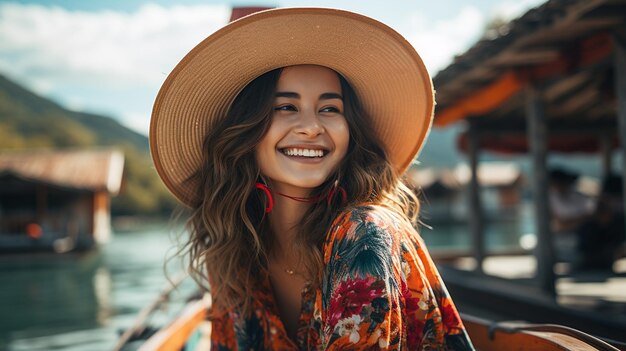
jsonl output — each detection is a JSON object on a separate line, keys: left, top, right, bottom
{"left": 269, "top": 252, "right": 304, "bottom": 277}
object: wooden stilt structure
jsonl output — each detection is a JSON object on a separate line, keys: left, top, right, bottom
{"left": 614, "top": 32, "right": 626, "bottom": 231}
{"left": 429, "top": 0, "right": 626, "bottom": 343}
{"left": 600, "top": 136, "right": 612, "bottom": 177}
{"left": 468, "top": 123, "right": 485, "bottom": 273}
{"left": 526, "top": 85, "right": 556, "bottom": 296}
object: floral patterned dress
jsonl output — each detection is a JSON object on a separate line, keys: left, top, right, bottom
{"left": 210, "top": 205, "right": 475, "bottom": 350}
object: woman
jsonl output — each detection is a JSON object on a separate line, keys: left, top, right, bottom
{"left": 150, "top": 8, "right": 474, "bottom": 350}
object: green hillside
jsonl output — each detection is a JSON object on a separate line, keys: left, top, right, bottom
{"left": 0, "top": 74, "right": 177, "bottom": 216}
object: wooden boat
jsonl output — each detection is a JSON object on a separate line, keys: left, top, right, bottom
{"left": 127, "top": 295, "right": 624, "bottom": 351}
{"left": 137, "top": 297, "right": 210, "bottom": 351}
{"left": 462, "top": 314, "right": 624, "bottom": 351}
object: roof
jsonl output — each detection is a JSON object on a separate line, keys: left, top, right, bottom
{"left": 0, "top": 148, "right": 125, "bottom": 194}
{"left": 432, "top": 0, "right": 626, "bottom": 152}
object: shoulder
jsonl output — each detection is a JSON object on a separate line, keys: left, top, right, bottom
{"left": 324, "top": 204, "right": 416, "bottom": 251}
{"left": 327, "top": 204, "right": 413, "bottom": 242}
{"left": 323, "top": 204, "right": 414, "bottom": 264}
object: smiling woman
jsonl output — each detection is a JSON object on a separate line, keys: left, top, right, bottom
{"left": 256, "top": 65, "right": 350, "bottom": 195}
{"left": 149, "top": 7, "right": 474, "bottom": 350}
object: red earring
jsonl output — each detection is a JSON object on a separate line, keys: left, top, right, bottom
{"left": 255, "top": 182, "right": 274, "bottom": 213}
{"left": 327, "top": 181, "right": 347, "bottom": 206}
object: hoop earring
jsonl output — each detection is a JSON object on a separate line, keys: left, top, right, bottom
{"left": 327, "top": 179, "right": 347, "bottom": 206}
{"left": 255, "top": 182, "right": 274, "bottom": 213}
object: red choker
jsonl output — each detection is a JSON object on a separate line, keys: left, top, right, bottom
{"left": 255, "top": 182, "right": 347, "bottom": 213}
{"left": 276, "top": 192, "right": 323, "bottom": 203}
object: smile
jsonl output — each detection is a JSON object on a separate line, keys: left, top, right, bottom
{"left": 280, "top": 147, "right": 327, "bottom": 158}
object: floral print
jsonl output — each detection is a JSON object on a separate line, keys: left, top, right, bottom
{"left": 210, "top": 205, "right": 475, "bottom": 350}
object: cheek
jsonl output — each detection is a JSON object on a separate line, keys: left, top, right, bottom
{"left": 255, "top": 119, "right": 285, "bottom": 172}
{"left": 256, "top": 120, "right": 280, "bottom": 154}
{"left": 255, "top": 133, "right": 274, "bottom": 168}
{"left": 332, "top": 118, "right": 350, "bottom": 157}
{"left": 260, "top": 117, "right": 289, "bottom": 145}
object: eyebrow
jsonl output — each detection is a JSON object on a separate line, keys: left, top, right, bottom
{"left": 275, "top": 91, "right": 343, "bottom": 100}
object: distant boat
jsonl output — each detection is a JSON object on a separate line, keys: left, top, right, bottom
{"left": 0, "top": 148, "right": 124, "bottom": 254}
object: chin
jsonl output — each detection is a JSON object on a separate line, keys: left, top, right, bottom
{"left": 278, "top": 175, "right": 330, "bottom": 190}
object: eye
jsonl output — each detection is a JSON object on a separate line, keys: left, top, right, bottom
{"left": 273, "top": 104, "right": 297, "bottom": 112}
{"left": 320, "top": 106, "right": 342, "bottom": 113}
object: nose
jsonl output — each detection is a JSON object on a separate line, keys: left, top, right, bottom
{"left": 294, "top": 109, "right": 324, "bottom": 137}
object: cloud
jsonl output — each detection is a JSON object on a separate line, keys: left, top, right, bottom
{"left": 406, "top": 6, "right": 485, "bottom": 74}
{"left": 0, "top": 2, "right": 229, "bottom": 98}
{"left": 0, "top": 3, "right": 230, "bottom": 85}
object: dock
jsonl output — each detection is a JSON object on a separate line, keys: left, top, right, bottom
{"left": 437, "top": 255, "right": 626, "bottom": 343}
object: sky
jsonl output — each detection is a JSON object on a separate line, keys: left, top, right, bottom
{"left": 0, "top": 0, "right": 546, "bottom": 135}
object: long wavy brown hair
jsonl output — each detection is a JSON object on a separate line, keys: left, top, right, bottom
{"left": 182, "top": 66, "right": 419, "bottom": 317}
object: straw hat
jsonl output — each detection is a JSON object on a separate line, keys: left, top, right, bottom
{"left": 150, "top": 7, "right": 434, "bottom": 206}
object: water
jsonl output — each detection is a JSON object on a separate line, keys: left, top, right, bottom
{"left": 0, "top": 223, "right": 197, "bottom": 351}
{"left": 421, "top": 203, "right": 535, "bottom": 252}
{"left": 0, "top": 213, "right": 529, "bottom": 351}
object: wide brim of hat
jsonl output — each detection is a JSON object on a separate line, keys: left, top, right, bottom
{"left": 150, "top": 7, "right": 434, "bottom": 207}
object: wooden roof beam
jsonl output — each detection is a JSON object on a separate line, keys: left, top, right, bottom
{"left": 515, "top": 17, "right": 624, "bottom": 49}
{"left": 512, "top": 0, "right": 612, "bottom": 49}
{"left": 434, "top": 72, "right": 524, "bottom": 127}
{"left": 521, "top": 32, "right": 613, "bottom": 81}
{"left": 548, "top": 88, "right": 600, "bottom": 117}
{"left": 435, "top": 24, "right": 615, "bottom": 104}
{"left": 436, "top": 67, "right": 498, "bottom": 100}
{"left": 559, "top": 0, "right": 606, "bottom": 24}
{"left": 587, "top": 101, "right": 616, "bottom": 119}
{"left": 543, "top": 71, "right": 592, "bottom": 102}
{"left": 435, "top": 32, "right": 614, "bottom": 127}
{"left": 487, "top": 49, "right": 560, "bottom": 67}
{"left": 436, "top": 1, "right": 610, "bottom": 88}
{"left": 435, "top": 2, "right": 620, "bottom": 96}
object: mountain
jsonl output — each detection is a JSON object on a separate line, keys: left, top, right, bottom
{"left": 0, "top": 74, "right": 176, "bottom": 216}
{"left": 0, "top": 74, "right": 148, "bottom": 152}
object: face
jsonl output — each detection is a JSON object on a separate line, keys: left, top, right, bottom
{"left": 255, "top": 65, "right": 350, "bottom": 196}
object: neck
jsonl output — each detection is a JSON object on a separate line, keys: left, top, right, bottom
{"left": 266, "top": 184, "right": 313, "bottom": 257}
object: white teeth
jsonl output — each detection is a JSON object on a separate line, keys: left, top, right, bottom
{"left": 282, "top": 148, "right": 325, "bottom": 157}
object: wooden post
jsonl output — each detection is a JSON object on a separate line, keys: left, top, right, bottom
{"left": 36, "top": 184, "right": 47, "bottom": 222}
{"left": 600, "top": 136, "right": 612, "bottom": 178}
{"left": 614, "top": 33, "right": 626, "bottom": 225}
{"left": 468, "top": 123, "right": 485, "bottom": 273}
{"left": 526, "top": 85, "right": 556, "bottom": 296}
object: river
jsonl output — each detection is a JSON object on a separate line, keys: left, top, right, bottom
{"left": 0, "top": 214, "right": 529, "bottom": 351}
{"left": 0, "top": 222, "right": 197, "bottom": 351}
